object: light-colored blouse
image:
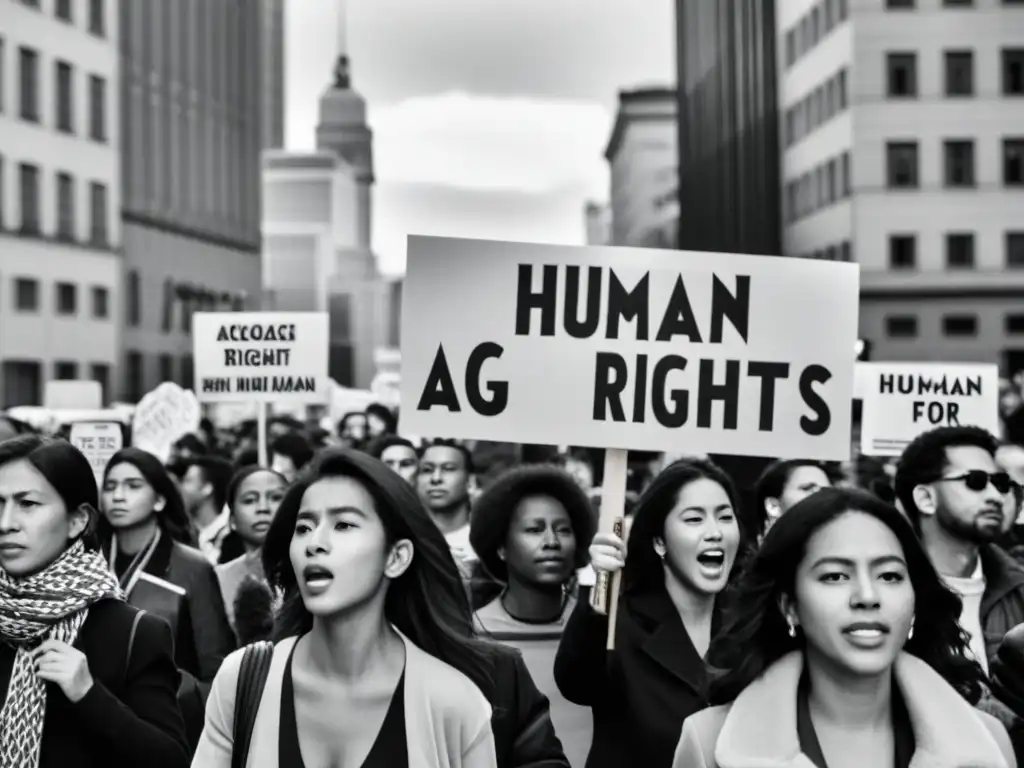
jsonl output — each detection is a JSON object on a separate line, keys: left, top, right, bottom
{"left": 191, "top": 629, "right": 497, "bottom": 768}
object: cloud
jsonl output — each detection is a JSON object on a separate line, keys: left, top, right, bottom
{"left": 369, "top": 91, "right": 612, "bottom": 195}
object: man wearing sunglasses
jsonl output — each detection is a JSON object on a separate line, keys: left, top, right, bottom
{"left": 895, "top": 425, "right": 1024, "bottom": 674}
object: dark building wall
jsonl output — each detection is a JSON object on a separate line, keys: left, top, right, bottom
{"left": 675, "top": 0, "right": 782, "bottom": 256}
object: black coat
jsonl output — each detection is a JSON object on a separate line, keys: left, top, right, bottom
{"left": 553, "top": 586, "right": 712, "bottom": 768}
{"left": 490, "top": 643, "right": 570, "bottom": 768}
{"left": 0, "top": 598, "right": 190, "bottom": 768}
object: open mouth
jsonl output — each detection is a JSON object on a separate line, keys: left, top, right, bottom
{"left": 696, "top": 549, "right": 725, "bottom": 569}
{"left": 302, "top": 565, "right": 334, "bottom": 587}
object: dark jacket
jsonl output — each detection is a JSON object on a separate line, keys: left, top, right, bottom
{"left": 981, "top": 544, "right": 1024, "bottom": 664}
{"left": 554, "top": 586, "right": 711, "bottom": 768}
{"left": 490, "top": 643, "right": 570, "bottom": 768}
{"left": 983, "top": 622, "right": 1024, "bottom": 764}
{"left": 0, "top": 599, "right": 189, "bottom": 768}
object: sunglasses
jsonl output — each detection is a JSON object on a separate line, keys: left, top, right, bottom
{"left": 937, "top": 470, "right": 1014, "bottom": 495}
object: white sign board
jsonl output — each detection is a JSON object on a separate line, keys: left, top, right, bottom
{"left": 132, "top": 382, "right": 201, "bottom": 463}
{"left": 399, "top": 236, "right": 860, "bottom": 460}
{"left": 859, "top": 362, "right": 1000, "bottom": 457}
{"left": 192, "top": 312, "right": 330, "bottom": 404}
{"left": 70, "top": 422, "right": 123, "bottom": 487}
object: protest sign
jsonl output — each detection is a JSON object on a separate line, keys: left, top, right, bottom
{"left": 132, "top": 382, "right": 201, "bottom": 463}
{"left": 69, "top": 422, "right": 123, "bottom": 487}
{"left": 399, "top": 236, "right": 860, "bottom": 461}
{"left": 859, "top": 362, "right": 999, "bottom": 457}
{"left": 191, "top": 312, "right": 330, "bottom": 405}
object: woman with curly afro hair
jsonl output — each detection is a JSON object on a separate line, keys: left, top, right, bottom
{"left": 469, "top": 463, "right": 597, "bottom": 767}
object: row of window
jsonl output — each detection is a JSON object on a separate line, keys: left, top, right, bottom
{"left": 124, "top": 351, "right": 193, "bottom": 403}
{"left": 1, "top": 359, "right": 111, "bottom": 409}
{"left": 886, "top": 138, "right": 1024, "bottom": 189}
{"left": 0, "top": 157, "right": 109, "bottom": 246}
{"left": 798, "top": 241, "right": 853, "bottom": 262}
{"left": 784, "top": 68, "right": 848, "bottom": 147}
{"left": 20, "top": 0, "right": 107, "bottom": 37}
{"left": 887, "top": 49, "right": 1024, "bottom": 99}
{"left": 885, "top": 312, "right": 1024, "bottom": 340}
{"left": 784, "top": 152, "right": 852, "bottom": 224}
{"left": 784, "top": 0, "right": 849, "bottom": 68}
{"left": 887, "top": 0, "right": 1024, "bottom": 9}
{"left": 5, "top": 276, "right": 109, "bottom": 319}
{"left": 0, "top": 39, "right": 108, "bottom": 142}
{"left": 122, "top": 272, "right": 245, "bottom": 333}
{"left": 888, "top": 232, "right": 1024, "bottom": 270}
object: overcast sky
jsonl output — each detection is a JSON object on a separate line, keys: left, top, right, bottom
{"left": 285, "top": 0, "right": 675, "bottom": 276}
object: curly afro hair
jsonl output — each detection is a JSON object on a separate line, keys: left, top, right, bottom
{"left": 468, "top": 464, "right": 596, "bottom": 582}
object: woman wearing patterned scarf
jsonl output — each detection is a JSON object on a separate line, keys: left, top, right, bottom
{"left": 0, "top": 435, "right": 189, "bottom": 767}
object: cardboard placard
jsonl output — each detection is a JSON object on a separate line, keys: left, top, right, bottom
{"left": 69, "top": 421, "right": 123, "bottom": 486}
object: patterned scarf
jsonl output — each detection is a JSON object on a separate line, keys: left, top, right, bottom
{"left": 0, "top": 540, "right": 124, "bottom": 768}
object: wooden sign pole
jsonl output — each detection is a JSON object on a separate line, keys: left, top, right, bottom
{"left": 589, "top": 447, "right": 629, "bottom": 650}
{"left": 257, "top": 402, "right": 268, "bottom": 467}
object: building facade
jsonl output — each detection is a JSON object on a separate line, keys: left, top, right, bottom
{"left": 604, "top": 88, "right": 678, "bottom": 248}
{"left": 583, "top": 201, "right": 611, "bottom": 245}
{"left": 778, "top": 0, "right": 1024, "bottom": 372}
{"left": 675, "top": 0, "right": 783, "bottom": 255}
{"left": 0, "top": 0, "right": 121, "bottom": 407}
{"left": 119, "top": 0, "right": 283, "bottom": 400}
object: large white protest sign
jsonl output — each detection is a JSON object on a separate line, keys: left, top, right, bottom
{"left": 192, "top": 312, "right": 329, "bottom": 404}
{"left": 399, "top": 236, "right": 859, "bottom": 460}
{"left": 132, "top": 382, "right": 201, "bottom": 462}
{"left": 859, "top": 362, "right": 999, "bottom": 457}
{"left": 70, "top": 422, "right": 123, "bottom": 487}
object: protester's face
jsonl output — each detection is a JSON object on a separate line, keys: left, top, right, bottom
{"left": 380, "top": 445, "right": 418, "bottom": 485}
{"left": 271, "top": 453, "right": 298, "bottom": 484}
{"left": 102, "top": 462, "right": 163, "bottom": 529}
{"left": 233, "top": 470, "right": 287, "bottom": 548}
{"left": 289, "top": 476, "right": 410, "bottom": 617}
{"left": 417, "top": 446, "right": 470, "bottom": 512}
{"left": 928, "top": 446, "right": 1010, "bottom": 544}
{"left": 366, "top": 412, "right": 389, "bottom": 438}
{"left": 780, "top": 466, "right": 831, "bottom": 511}
{"left": 996, "top": 445, "right": 1024, "bottom": 525}
{"left": 502, "top": 495, "right": 576, "bottom": 586}
{"left": 340, "top": 415, "right": 368, "bottom": 444}
{"left": 0, "top": 459, "right": 87, "bottom": 577}
{"left": 657, "top": 478, "right": 740, "bottom": 596}
{"left": 179, "top": 465, "right": 209, "bottom": 513}
{"left": 788, "top": 511, "right": 914, "bottom": 679}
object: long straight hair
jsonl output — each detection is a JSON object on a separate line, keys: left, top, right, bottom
{"left": 97, "top": 448, "right": 194, "bottom": 547}
{"left": 262, "top": 447, "right": 498, "bottom": 702}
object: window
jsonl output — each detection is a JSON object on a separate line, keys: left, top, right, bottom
{"left": 785, "top": 30, "right": 796, "bottom": 67}
{"left": 181, "top": 355, "right": 194, "bottom": 388}
{"left": 14, "top": 278, "right": 38, "bottom": 311}
{"left": 18, "top": 47, "right": 39, "bottom": 122}
{"left": 18, "top": 163, "right": 40, "bottom": 235}
{"left": 159, "top": 354, "right": 174, "bottom": 383}
{"left": 887, "top": 142, "right": 919, "bottom": 188}
{"left": 943, "top": 0, "right": 973, "bottom": 5}
{"left": 840, "top": 241, "right": 852, "bottom": 262}
{"left": 887, "top": 0, "right": 914, "bottom": 7}
{"left": 88, "top": 75, "right": 106, "bottom": 141}
{"left": 127, "top": 270, "right": 141, "bottom": 326}
{"left": 1004, "top": 138, "right": 1024, "bottom": 185}
{"left": 816, "top": 166, "right": 826, "bottom": 209}
{"left": 89, "top": 182, "right": 107, "bottom": 245}
{"left": 90, "top": 364, "right": 110, "bottom": 404}
{"left": 944, "top": 140, "right": 975, "bottom": 186}
{"left": 887, "top": 53, "right": 918, "bottom": 97}
{"left": 946, "top": 233, "right": 975, "bottom": 268}
{"left": 89, "top": 0, "right": 105, "bottom": 37}
{"left": 838, "top": 0, "right": 848, "bottom": 20}
{"left": 943, "top": 315, "right": 977, "bottom": 337}
{"left": 827, "top": 159, "right": 837, "bottom": 203}
{"left": 1005, "top": 49, "right": 1024, "bottom": 95}
{"left": 1009, "top": 232, "right": 1024, "bottom": 267}
{"left": 886, "top": 316, "right": 918, "bottom": 338}
{"left": 92, "top": 286, "right": 109, "bottom": 319}
{"left": 811, "top": 8, "right": 821, "bottom": 45}
{"left": 841, "top": 152, "right": 851, "bottom": 196}
{"left": 56, "top": 282, "right": 77, "bottom": 315}
{"left": 889, "top": 235, "right": 916, "bottom": 269}
{"left": 944, "top": 51, "right": 974, "bottom": 96}
{"left": 56, "top": 172, "right": 74, "bottom": 240}
{"left": 1007, "top": 314, "right": 1024, "bottom": 335}
{"left": 825, "top": 79, "right": 837, "bottom": 119}
{"left": 824, "top": 0, "right": 834, "bottom": 31}
{"left": 837, "top": 69, "right": 848, "bottom": 109}
{"left": 54, "top": 361, "right": 77, "bottom": 380}
{"left": 813, "top": 88, "right": 824, "bottom": 128}
{"left": 55, "top": 61, "right": 74, "bottom": 132}
{"left": 56, "top": 0, "right": 72, "bottom": 21}
{"left": 126, "top": 351, "right": 143, "bottom": 402}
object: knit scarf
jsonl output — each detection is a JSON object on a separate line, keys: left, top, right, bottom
{"left": 0, "top": 540, "right": 124, "bottom": 768}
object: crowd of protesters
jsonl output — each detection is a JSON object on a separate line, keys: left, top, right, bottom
{"left": 1, "top": 397, "right": 1024, "bottom": 766}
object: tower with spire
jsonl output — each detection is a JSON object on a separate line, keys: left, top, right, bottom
{"left": 315, "top": 0, "right": 374, "bottom": 250}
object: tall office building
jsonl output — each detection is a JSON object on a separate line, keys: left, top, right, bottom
{"left": 778, "top": 0, "right": 1024, "bottom": 371}
{"left": 0, "top": 0, "right": 121, "bottom": 407}
{"left": 674, "top": 0, "right": 783, "bottom": 255}
{"left": 604, "top": 88, "right": 678, "bottom": 248}
{"left": 119, "top": 0, "right": 284, "bottom": 400}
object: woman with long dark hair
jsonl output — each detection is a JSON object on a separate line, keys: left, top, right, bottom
{"left": 674, "top": 487, "right": 1014, "bottom": 768}
{"left": 554, "top": 458, "right": 744, "bottom": 768}
{"left": 754, "top": 458, "right": 833, "bottom": 540}
{"left": 192, "top": 447, "right": 498, "bottom": 766}
{"left": 0, "top": 436, "right": 188, "bottom": 766}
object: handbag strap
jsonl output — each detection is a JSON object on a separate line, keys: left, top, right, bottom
{"left": 231, "top": 641, "right": 275, "bottom": 768}
{"left": 123, "top": 609, "right": 146, "bottom": 689}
